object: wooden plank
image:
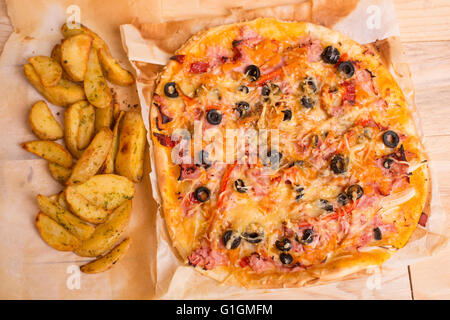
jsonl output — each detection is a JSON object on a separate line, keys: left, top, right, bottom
{"left": 394, "top": 0, "right": 450, "bottom": 42}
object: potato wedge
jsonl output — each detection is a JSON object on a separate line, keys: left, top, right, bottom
{"left": 29, "top": 101, "right": 64, "bottom": 140}
{"left": 84, "top": 48, "right": 112, "bottom": 108}
{"left": 98, "top": 48, "right": 134, "bottom": 86}
{"left": 115, "top": 111, "right": 147, "bottom": 182}
{"left": 102, "top": 111, "right": 124, "bottom": 174}
{"left": 28, "top": 56, "right": 62, "bottom": 87}
{"left": 65, "top": 188, "right": 109, "bottom": 224}
{"left": 37, "top": 194, "right": 95, "bottom": 240}
{"left": 94, "top": 103, "right": 113, "bottom": 132}
{"left": 74, "top": 200, "right": 131, "bottom": 257}
{"left": 36, "top": 212, "right": 81, "bottom": 251}
{"left": 66, "top": 127, "right": 113, "bottom": 185}
{"left": 113, "top": 103, "right": 121, "bottom": 122}
{"left": 24, "top": 63, "right": 85, "bottom": 107}
{"left": 48, "top": 162, "right": 72, "bottom": 184}
{"left": 61, "top": 34, "right": 92, "bottom": 82}
{"left": 57, "top": 191, "right": 69, "bottom": 210}
{"left": 77, "top": 103, "right": 95, "bottom": 150}
{"left": 51, "top": 44, "right": 71, "bottom": 80}
{"left": 22, "top": 140, "right": 73, "bottom": 168}
{"left": 48, "top": 194, "right": 59, "bottom": 202}
{"left": 61, "top": 23, "right": 134, "bottom": 87}
{"left": 68, "top": 174, "right": 135, "bottom": 210}
{"left": 64, "top": 100, "right": 87, "bottom": 158}
{"left": 80, "top": 238, "right": 130, "bottom": 274}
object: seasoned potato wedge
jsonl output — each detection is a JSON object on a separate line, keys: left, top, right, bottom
{"left": 102, "top": 111, "right": 124, "bottom": 174}
{"left": 51, "top": 44, "right": 71, "bottom": 80}
{"left": 95, "top": 103, "right": 113, "bottom": 132}
{"left": 37, "top": 194, "right": 95, "bottom": 240}
{"left": 115, "top": 111, "right": 147, "bottom": 182}
{"left": 48, "top": 162, "right": 72, "bottom": 184}
{"left": 29, "top": 101, "right": 64, "bottom": 140}
{"left": 84, "top": 48, "right": 112, "bottom": 108}
{"left": 74, "top": 200, "right": 132, "bottom": 257}
{"left": 68, "top": 174, "right": 135, "bottom": 210}
{"left": 65, "top": 188, "right": 109, "bottom": 224}
{"left": 66, "top": 127, "right": 113, "bottom": 185}
{"left": 80, "top": 238, "right": 130, "bottom": 274}
{"left": 113, "top": 103, "right": 121, "bottom": 122}
{"left": 64, "top": 100, "right": 88, "bottom": 158}
{"left": 98, "top": 48, "right": 134, "bottom": 86}
{"left": 24, "top": 63, "right": 85, "bottom": 107}
{"left": 22, "top": 140, "right": 73, "bottom": 168}
{"left": 48, "top": 194, "right": 59, "bottom": 202}
{"left": 77, "top": 103, "right": 95, "bottom": 150}
{"left": 28, "top": 56, "right": 62, "bottom": 87}
{"left": 61, "top": 34, "right": 92, "bottom": 82}
{"left": 36, "top": 212, "right": 81, "bottom": 251}
{"left": 57, "top": 191, "right": 69, "bottom": 210}
{"left": 61, "top": 23, "right": 134, "bottom": 86}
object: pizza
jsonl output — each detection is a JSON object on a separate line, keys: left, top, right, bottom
{"left": 150, "top": 18, "right": 429, "bottom": 288}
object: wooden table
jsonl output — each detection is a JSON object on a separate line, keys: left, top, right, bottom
{"left": 0, "top": 0, "right": 448, "bottom": 299}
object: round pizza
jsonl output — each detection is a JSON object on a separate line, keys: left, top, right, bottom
{"left": 150, "top": 18, "right": 429, "bottom": 288}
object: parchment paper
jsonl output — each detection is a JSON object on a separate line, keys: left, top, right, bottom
{"left": 0, "top": 0, "right": 163, "bottom": 299}
{"left": 120, "top": 0, "right": 449, "bottom": 299}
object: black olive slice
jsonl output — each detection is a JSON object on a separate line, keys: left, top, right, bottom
{"left": 319, "top": 199, "right": 334, "bottom": 212}
{"left": 337, "top": 61, "right": 355, "bottom": 78}
{"left": 194, "top": 187, "right": 210, "bottom": 202}
{"left": 267, "top": 150, "right": 282, "bottom": 168}
{"left": 301, "top": 96, "right": 315, "bottom": 109}
{"left": 262, "top": 86, "right": 270, "bottom": 96}
{"left": 383, "top": 158, "right": 394, "bottom": 169}
{"left": 275, "top": 238, "right": 292, "bottom": 252}
{"left": 164, "top": 82, "right": 178, "bottom": 98}
{"left": 238, "top": 85, "right": 249, "bottom": 94}
{"left": 301, "top": 229, "right": 314, "bottom": 244}
{"left": 330, "top": 154, "right": 347, "bottom": 174}
{"left": 303, "top": 77, "right": 318, "bottom": 93}
{"left": 280, "top": 253, "right": 293, "bottom": 265}
{"left": 198, "top": 150, "right": 211, "bottom": 169}
{"left": 311, "top": 134, "right": 319, "bottom": 148}
{"left": 206, "top": 109, "right": 222, "bottom": 125}
{"left": 235, "top": 101, "right": 250, "bottom": 118}
{"left": 222, "top": 230, "right": 241, "bottom": 250}
{"left": 337, "top": 193, "right": 349, "bottom": 206}
{"left": 234, "top": 179, "right": 247, "bottom": 193}
{"left": 295, "top": 193, "right": 304, "bottom": 201}
{"left": 373, "top": 227, "right": 382, "bottom": 240}
{"left": 382, "top": 130, "right": 400, "bottom": 148}
{"left": 270, "top": 84, "right": 281, "bottom": 95}
{"left": 282, "top": 110, "right": 292, "bottom": 121}
{"left": 244, "top": 65, "right": 260, "bottom": 81}
{"left": 347, "top": 184, "right": 364, "bottom": 200}
{"left": 321, "top": 46, "right": 341, "bottom": 64}
{"left": 242, "top": 232, "right": 264, "bottom": 244}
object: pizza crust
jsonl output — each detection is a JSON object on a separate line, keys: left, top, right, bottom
{"left": 150, "top": 18, "right": 430, "bottom": 288}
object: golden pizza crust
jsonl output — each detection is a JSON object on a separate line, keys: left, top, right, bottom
{"left": 150, "top": 18, "right": 430, "bottom": 288}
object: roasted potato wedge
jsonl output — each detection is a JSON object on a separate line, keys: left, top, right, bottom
{"left": 51, "top": 44, "right": 70, "bottom": 80}
{"left": 64, "top": 100, "right": 88, "bottom": 158}
{"left": 84, "top": 48, "right": 112, "bottom": 108}
{"left": 98, "top": 48, "right": 134, "bottom": 86}
{"left": 113, "top": 103, "right": 121, "bottom": 122}
{"left": 80, "top": 238, "right": 130, "bottom": 274}
{"left": 29, "top": 101, "right": 64, "bottom": 140}
{"left": 22, "top": 140, "right": 73, "bottom": 168}
{"left": 48, "top": 162, "right": 72, "bottom": 184}
{"left": 57, "top": 191, "right": 69, "bottom": 210}
{"left": 68, "top": 174, "right": 135, "bottom": 210}
{"left": 61, "top": 34, "right": 92, "bottom": 82}
{"left": 61, "top": 23, "right": 134, "bottom": 86}
{"left": 48, "top": 194, "right": 59, "bottom": 202}
{"left": 28, "top": 56, "right": 62, "bottom": 87}
{"left": 65, "top": 188, "right": 109, "bottom": 224}
{"left": 37, "top": 194, "right": 95, "bottom": 240}
{"left": 76, "top": 103, "right": 95, "bottom": 150}
{"left": 102, "top": 111, "right": 124, "bottom": 174}
{"left": 115, "top": 111, "right": 147, "bottom": 182}
{"left": 24, "top": 63, "right": 85, "bottom": 107}
{"left": 94, "top": 103, "right": 113, "bottom": 132}
{"left": 74, "top": 200, "right": 132, "bottom": 257}
{"left": 36, "top": 212, "right": 81, "bottom": 251}
{"left": 66, "top": 127, "right": 113, "bottom": 185}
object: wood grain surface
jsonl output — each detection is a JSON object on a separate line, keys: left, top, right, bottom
{"left": 0, "top": 0, "right": 448, "bottom": 299}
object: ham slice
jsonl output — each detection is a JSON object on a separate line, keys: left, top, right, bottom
{"left": 188, "top": 246, "right": 228, "bottom": 270}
